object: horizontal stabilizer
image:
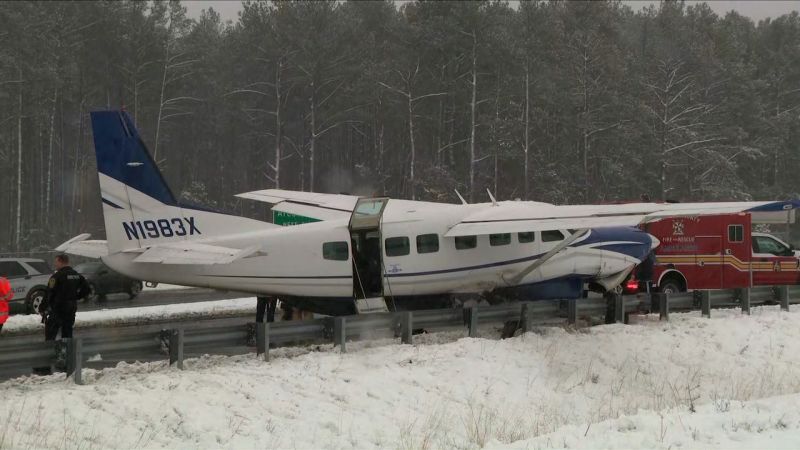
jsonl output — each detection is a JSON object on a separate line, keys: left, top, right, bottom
{"left": 55, "top": 234, "right": 109, "bottom": 259}
{"left": 130, "top": 242, "right": 262, "bottom": 265}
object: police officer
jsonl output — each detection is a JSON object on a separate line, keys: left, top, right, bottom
{"left": 39, "top": 254, "right": 90, "bottom": 340}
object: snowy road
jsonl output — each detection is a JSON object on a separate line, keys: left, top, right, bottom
{"left": 2, "top": 305, "right": 800, "bottom": 449}
{"left": 76, "top": 287, "right": 251, "bottom": 312}
{"left": 7, "top": 285, "right": 249, "bottom": 316}
{"left": 1, "top": 297, "right": 257, "bottom": 336}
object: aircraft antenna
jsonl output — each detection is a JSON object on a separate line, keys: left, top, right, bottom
{"left": 487, "top": 189, "right": 498, "bottom": 206}
{"left": 454, "top": 189, "right": 468, "bottom": 205}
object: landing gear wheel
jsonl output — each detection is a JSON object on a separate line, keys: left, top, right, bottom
{"left": 26, "top": 289, "right": 46, "bottom": 315}
{"left": 87, "top": 283, "right": 100, "bottom": 303}
{"left": 127, "top": 281, "right": 143, "bottom": 299}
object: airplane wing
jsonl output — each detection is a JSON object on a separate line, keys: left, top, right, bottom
{"left": 237, "top": 189, "right": 359, "bottom": 212}
{"left": 445, "top": 200, "right": 800, "bottom": 237}
{"left": 236, "top": 189, "right": 452, "bottom": 222}
{"left": 236, "top": 189, "right": 359, "bottom": 222}
{"left": 55, "top": 234, "right": 109, "bottom": 258}
{"left": 128, "top": 242, "right": 262, "bottom": 265}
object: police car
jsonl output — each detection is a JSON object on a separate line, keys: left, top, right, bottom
{"left": 0, "top": 258, "right": 52, "bottom": 314}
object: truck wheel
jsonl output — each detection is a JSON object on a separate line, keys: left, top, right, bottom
{"left": 660, "top": 278, "right": 685, "bottom": 294}
{"left": 26, "top": 289, "right": 46, "bottom": 315}
{"left": 127, "top": 281, "right": 143, "bottom": 299}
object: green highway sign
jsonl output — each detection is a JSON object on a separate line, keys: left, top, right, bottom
{"left": 273, "top": 210, "right": 321, "bottom": 226}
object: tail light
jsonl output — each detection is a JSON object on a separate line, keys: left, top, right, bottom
{"left": 625, "top": 279, "right": 639, "bottom": 292}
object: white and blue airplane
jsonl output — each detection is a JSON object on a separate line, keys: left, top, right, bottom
{"left": 58, "top": 110, "right": 800, "bottom": 315}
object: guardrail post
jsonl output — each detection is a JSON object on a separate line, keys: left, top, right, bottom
{"left": 614, "top": 294, "right": 625, "bottom": 324}
{"left": 256, "top": 322, "right": 270, "bottom": 362}
{"left": 334, "top": 317, "right": 346, "bottom": 353}
{"left": 467, "top": 307, "right": 478, "bottom": 337}
{"left": 520, "top": 303, "right": 532, "bottom": 333}
{"left": 400, "top": 312, "right": 413, "bottom": 345}
{"left": 567, "top": 298, "right": 577, "bottom": 325}
{"left": 700, "top": 290, "right": 711, "bottom": 318}
{"left": 656, "top": 293, "right": 669, "bottom": 321}
{"left": 779, "top": 285, "right": 790, "bottom": 311}
{"left": 169, "top": 329, "right": 184, "bottom": 369}
{"left": 741, "top": 288, "right": 751, "bottom": 315}
{"left": 66, "top": 338, "right": 83, "bottom": 385}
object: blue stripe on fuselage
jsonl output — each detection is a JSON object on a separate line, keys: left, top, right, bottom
{"left": 385, "top": 227, "right": 652, "bottom": 278}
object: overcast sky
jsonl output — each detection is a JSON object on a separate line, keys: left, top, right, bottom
{"left": 182, "top": 1, "right": 799, "bottom": 24}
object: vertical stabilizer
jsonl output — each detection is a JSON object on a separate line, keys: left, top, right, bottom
{"left": 90, "top": 110, "right": 269, "bottom": 253}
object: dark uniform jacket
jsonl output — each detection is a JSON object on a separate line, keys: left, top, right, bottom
{"left": 40, "top": 266, "right": 90, "bottom": 316}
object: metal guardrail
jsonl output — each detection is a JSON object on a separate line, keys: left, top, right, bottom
{"left": 2, "top": 285, "right": 799, "bottom": 384}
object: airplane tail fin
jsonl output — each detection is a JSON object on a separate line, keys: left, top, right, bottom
{"left": 90, "top": 110, "right": 270, "bottom": 254}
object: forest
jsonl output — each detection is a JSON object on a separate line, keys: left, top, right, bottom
{"left": 1, "top": 0, "right": 799, "bottom": 253}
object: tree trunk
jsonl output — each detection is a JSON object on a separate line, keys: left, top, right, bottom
{"left": 581, "top": 46, "right": 590, "bottom": 202}
{"left": 154, "top": 54, "right": 168, "bottom": 162}
{"left": 154, "top": 13, "right": 174, "bottom": 163}
{"left": 309, "top": 81, "right": 316, "bottom": 192}
{"left": 493, "top": 76, "right": 500, "bottom": 198}
{"left": 468, "top": 31, "right": 478, "bottom": 203}
{"left": 524, "top": 63, "right": 530, "bottom": 200}
{"left": 407, "top": 92, "right": 416, "bottom": 200}
{"left": 274, "top": 60, "right": 283, "bottom": 189}
{"left": 45, "top": 87, "right": 57, "bottom": 223}
{"left": 660, "top": 81, "right": 669, "bottom": 201}
{"left": 15, "top": 66, "right": 23, "bottom": 251}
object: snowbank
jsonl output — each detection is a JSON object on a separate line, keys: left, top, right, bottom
{"left": 0, "top": 297, "right": 257, "bottom": 334}
{"left": 2, "top": 305, "right": 800, "bottom": 449}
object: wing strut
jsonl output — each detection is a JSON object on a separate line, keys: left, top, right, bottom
{"left": 506, "top": 229, "right": 589, "bottom": 286}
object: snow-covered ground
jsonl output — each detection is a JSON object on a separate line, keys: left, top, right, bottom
{"left": 2, "top": 305, "right": 800, "bottom": 449}
{"left": 0, "top": 297, "right": 256, "bottom": 334}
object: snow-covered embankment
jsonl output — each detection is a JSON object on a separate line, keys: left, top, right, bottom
{"left": 2, "top": 306, "right": 800, "bottom": 449}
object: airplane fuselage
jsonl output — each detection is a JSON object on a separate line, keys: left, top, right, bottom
{"left": 101, "top": 199, "right": 655, "bottom": 306}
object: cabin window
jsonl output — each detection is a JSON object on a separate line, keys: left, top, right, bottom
{"left": 489, "top": 233, "right": 511, "bottom": 246}
{"left": 322, "top": 241, "right": 349, "bottom": 261}
{"left": 542, "top": 230, "right": 565, "bottom": 242}
{"left": 416, "top": 234, "right": 439, "bottom": 254}
{"left": 455, "top": 235, "right": 477, "bottom": 250}
{"left": 385, "top": 236, "right": 410, "bottom": 257}
{"left": 728, "top": 224, "right": 744, "bottom": 243}
{"left": 518, "top": 232, "right": 536, "bottom": 243}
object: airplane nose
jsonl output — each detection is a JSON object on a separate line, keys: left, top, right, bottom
{"left": 649, "top": 233, "right": 660, "bottom": 250}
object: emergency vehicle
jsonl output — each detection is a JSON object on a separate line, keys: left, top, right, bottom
{"left": 631, "top": 213, "right": 800, "bottom": 293}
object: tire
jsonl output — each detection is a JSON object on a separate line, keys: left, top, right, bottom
{"left": 127, "top": 281, "right": 143, "bottom": 299}
{"left": 659, "top": 277, "right": 685, "bottom": 294}
{"left": 26, "top": 289, "right": 46, "bottom": 315}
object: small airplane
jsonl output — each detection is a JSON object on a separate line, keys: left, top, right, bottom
{"left": 58, "top": 110, "right": 800, "bottom": 315}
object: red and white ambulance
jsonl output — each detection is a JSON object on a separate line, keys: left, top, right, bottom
{"left": 633, "top": 213, "right": 800, "bottom": 293}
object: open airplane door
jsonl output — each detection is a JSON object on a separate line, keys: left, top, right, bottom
{"left": 349, "top": 198, "right": 389, "bottom": 313}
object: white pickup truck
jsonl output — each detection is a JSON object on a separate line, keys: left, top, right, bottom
{"left": 0, "top": 258, "right": 52, "bottom": 314}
